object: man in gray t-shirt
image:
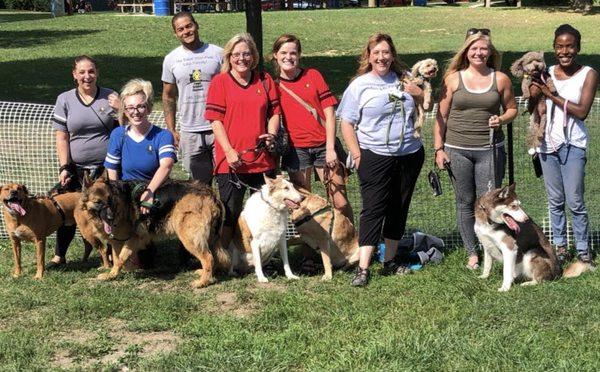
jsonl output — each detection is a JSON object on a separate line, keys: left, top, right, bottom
{"left": 162, "top": 12, "right": 222, "bottom": 185}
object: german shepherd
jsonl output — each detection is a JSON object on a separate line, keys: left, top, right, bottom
{"left": 1, "top": 183, "right": 80, "bottom": 279}
{"left": 474, "top": 184, "right": 593, "bottom": 292}
{"left": 80, "top": 177, "right": 229, "bottom": 288}
{"left": 290, "top": 189, "right": 359, "bottom": 280}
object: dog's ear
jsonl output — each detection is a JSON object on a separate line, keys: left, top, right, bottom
{"left": 509, "top": 183, "right": 516, "bottom": 193}
{"left": 510, "top": 56, "right": 525, "bottom": 78}
{"left": 411, "top": 60, "right": 423, "bottom": 78}
{"left": 498, "top": 185, "right": 511, "bottom": 199}
{"left": 82, "top": 172, "right": 95, "bottom": 190}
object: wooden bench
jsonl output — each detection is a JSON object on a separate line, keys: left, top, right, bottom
{"left": 116, "top": 2, "right": 154, "bottom": 12}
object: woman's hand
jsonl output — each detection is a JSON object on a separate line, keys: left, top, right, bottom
{"left": 488, "top": 115, "right": 502, "bottom": 129}
{"left": 140, "top": 189, "right": 153, "bottom": 215}
{"left": 404, "top": 81, "right": 424, "bottom": 100}
{"left": 259, "top": 133, "right": 276, "bottom": 152}
{"left": 225, "top": 148, "right": 242, "bottom": 169}
{"left": 531, "top": 81, "right": 554, "bottom": 98}
{"left": 108, "top": 93, "right": 120, "bottom": 110}
{"left": 59, "top": 169, "right": 71, "bottom": 186}
{"left": 325, "top": 148, "right": 338, "bottom": 169}
{"left": 435, "top": 149, "right": 450, "bottom": 170}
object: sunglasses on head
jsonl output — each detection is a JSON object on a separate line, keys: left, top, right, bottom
{"left": 466, "top": 28, "right": 491, "bottom": 38}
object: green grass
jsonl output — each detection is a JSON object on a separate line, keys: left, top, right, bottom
{"left": 2, "top": 7, "right": 600, "bottom": 370}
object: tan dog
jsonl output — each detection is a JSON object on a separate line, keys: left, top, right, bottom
{"left": 290, "top": 189, "right": 359, "bottom": 280}
{"left": 75, "top": 205, "right": 112, "bottom": 270}
{"left": 1, "top": 183, "right": 80, "bottom": 279}
{"left": 510, "top": 51, "right": 557, "bottom": 154}
{"left": 80, "top": 177, "right": 229, "bottom": 288}
{"left": 405, "top": 58, "right": 438, "bottom": 138}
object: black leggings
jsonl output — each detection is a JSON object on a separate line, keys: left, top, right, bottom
{"left": 356, "top": 147, "right": 424, "bottom": 247}
{"left": 216, "top": 173, "right": 268, "bottom": 228}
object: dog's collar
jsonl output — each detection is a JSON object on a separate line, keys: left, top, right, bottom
{"left": 293, "top": 205, "right": 331, "bottom": 228}
{"left": 49, "top": 195, "right": 66, "bottom": 223}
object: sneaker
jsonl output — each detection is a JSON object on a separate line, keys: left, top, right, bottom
{"left": 556, "top": 245, "right": 571, "bottom": 266}
{"left": 351, "top": 268, "right": 370, "bottom": 287}
{"left": 577, "top": 251, "right": 594, "bottom": 264}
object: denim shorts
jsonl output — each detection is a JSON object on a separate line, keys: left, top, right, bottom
{"left": 281, "top": 145, "right": 326, "bottom": 172}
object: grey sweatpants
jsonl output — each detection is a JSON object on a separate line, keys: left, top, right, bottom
{"left": 446, "top": 145, "right": 506, "bottom": 256}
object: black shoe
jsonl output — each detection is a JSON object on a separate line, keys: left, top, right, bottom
{"left": 380, "top": 260, "right": 413, "bottom": 276}
{"left": 577, "top": 251, "right": 594, "bottom": 265}
{"left": 351, "top": 268, "right": 370, "bottom": 287}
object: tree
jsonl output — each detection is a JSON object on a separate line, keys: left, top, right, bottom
{"left": 245, "top": 0, "right": 264, "bottom": 71}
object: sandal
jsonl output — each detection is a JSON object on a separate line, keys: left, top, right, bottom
{"left": 465, "top": 256, "right": 479, "bottom": 270}
{"left": 47, "top": 256, "right": 66, "bottom": 268}
{"left": 351, "top": 268, "right": 370, "bottom": 287}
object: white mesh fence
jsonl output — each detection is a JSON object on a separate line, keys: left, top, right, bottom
{"left": 1, "top": 99, "right": 599, "bottom": 253}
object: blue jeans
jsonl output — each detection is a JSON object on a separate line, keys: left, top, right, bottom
{"left": 540, "top": 145, "right": 589, "bottom": 253}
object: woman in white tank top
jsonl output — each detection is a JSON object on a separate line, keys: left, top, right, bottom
{"left": 533, "top": 24, "right": 598, "bottom": 264}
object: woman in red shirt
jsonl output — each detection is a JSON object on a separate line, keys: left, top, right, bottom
{"left": 271, "top": 34, "right": 353, "bottom": 221}
{"left": 205, "top": 32, "right": 280, "bottom": 248}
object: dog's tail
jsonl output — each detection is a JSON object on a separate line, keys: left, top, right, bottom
{"left": 563, "top": 261, "right": 596, "bottom": 279}
{"left": 211, "top": 198, "right": 230, "bottom": 272}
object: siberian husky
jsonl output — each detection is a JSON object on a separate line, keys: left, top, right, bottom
{"left": 231, "top": 175, "right": 304, "bottom": 283}
{"left": 474, "top": 184, "right": 593, "bottom": 292}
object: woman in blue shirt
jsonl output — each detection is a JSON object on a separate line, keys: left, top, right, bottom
{"left": 104, "top": 79, "right": 177, "bottom": 214}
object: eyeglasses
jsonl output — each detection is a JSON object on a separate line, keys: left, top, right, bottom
{"left": 231, "top": 52, "right": 252, "bottom": 60}
{"left": 124, "top": 104, "right": 147, "bottom": 114}
{"left": 466, "top": 28, "right": 491, "bottom": 38}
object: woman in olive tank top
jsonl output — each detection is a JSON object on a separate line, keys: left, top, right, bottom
{"left": 433, "top": 31, "right": 517, "bottom": 270}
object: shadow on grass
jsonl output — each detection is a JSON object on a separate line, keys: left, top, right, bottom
{"left": 0, "top": 12, "right": 52, "bottom": 23}
{"left": 0, "top": 29, "right": 102, "bottom": 49}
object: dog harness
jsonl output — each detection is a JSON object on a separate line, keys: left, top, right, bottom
{"left": 49, "top": 196, "right": 66, "bottom": 223}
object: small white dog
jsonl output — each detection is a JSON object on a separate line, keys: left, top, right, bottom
{"left": 231, "top": 175, "right": 304, "bottom": 283}
{"left": 404, "top": 58, "right": 438, "bottom": 138}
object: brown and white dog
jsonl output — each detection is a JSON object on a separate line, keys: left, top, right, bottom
{"left": 405, "top": 58, "right": 438, "bottom": 139}
{"left": 231, "top": 175, "right": 304, "bottom": 283}
{"left": 289, "top": 189, "right": 359, "bottom": 280}
{"left": 474, "top": 184, "right": 593, "bottom": 292}
{"left": 1, "top": 183, "right": 80, "bottom": 279}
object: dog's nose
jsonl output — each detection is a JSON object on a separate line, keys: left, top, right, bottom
{"left": 299, "top": 194, "right": 305, "bottom": 202}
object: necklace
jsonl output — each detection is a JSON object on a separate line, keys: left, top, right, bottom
{"left": 77, "top": 87, "right": 97, "bottom": 105}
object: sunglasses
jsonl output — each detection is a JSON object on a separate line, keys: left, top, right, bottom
{"left": 466, "top": 28, "right": 491, "bottom": 38}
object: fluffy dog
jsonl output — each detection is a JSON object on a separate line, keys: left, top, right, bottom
{"left": 1, "top": 183, "right": 80, "bottom": 279}
{"left": 80, "top": 178, "right": 229, "bottom": 288}
{"left": 231, "top": 175, "right": 304, "bottom": 283}
{"left": 510, "top": 51, "right": 557, "bottom": 154}
{"left": 290, "top": 189, "right": 359, "bottom": 280}
{"left": 474, "top": 184, "right": 593, "bottom": 292}
{"left": 405, "top": 58, "right": 438, "bottom": 138}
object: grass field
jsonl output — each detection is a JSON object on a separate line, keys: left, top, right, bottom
{"left": 1, "top": 6, "right": 600, "bottom": 371}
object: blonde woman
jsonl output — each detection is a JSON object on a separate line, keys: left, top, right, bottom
{"left": 104, "top": 79, "right": 177, "bottom": 214}
{"left": 433, "top": 29, "right": 517, "bottom": 270}
{"left": 205, "top": 33, "right": 280, "bottom": 249}
{"left": 338, "top": 33, "right": 424, "bottom": 287}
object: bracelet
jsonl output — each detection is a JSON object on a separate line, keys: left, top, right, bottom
{"left": 352, "top": 154, "right": 361, "bottom": 160}
{"left": 143, "top": 188, "right": 153, "bottom": 195}
{"left": 59, "top": 164, "right": 72, "bottom": 174}
{"left": 434, "top": 147, "right": 444, "bottom": 155}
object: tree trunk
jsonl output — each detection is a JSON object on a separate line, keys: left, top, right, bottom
{"left": 368, "top": 0, "right": 376, "bottom": 6}
{"left": 245, "top": 0, "right": 264, "bottom": 71}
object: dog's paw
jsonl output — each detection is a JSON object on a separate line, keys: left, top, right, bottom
{"left": 33, "top": 273, "right": 44, "bottom": 280}
{"left": 520, "top": 280, "right": 538, "bottom": 287}
{"left": 12, "top": 271, "right": 22, "bottom": 279}
{"left": 97, "top": 272, "right": 115, "bottom": 281}
{"left": 497, "top": 285, "right": 511, "bottom": 292}
{"left": 190, "top": 279, "right": 211, "bottom": 288}
{"left": 478, "top": 274, "right": 490, "bottom": 279}
{"left": 286, "top": 273, "right": 300, "bottom": 280}
{"left": 321, "top": 273, "right": 333, "bottom": 281}
{"left": 257, "top": 276, "right": 269, "bottom": 283}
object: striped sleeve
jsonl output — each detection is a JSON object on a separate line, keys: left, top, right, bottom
{"left": 103, "top": 127, "right": 124, "bottom": 170}
{"left": 52, "top": 94, "right": 68, "bottom": 132}
{"left": 205, "top": 74, "right": 227, "bottom": 122}
{"left": 313, "top": 69, "right": 338, "bottom": 109}
{"left": 157, "top": 130, "right": 177, "bottom": 161}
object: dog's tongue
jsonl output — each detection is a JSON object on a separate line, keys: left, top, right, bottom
{"left": 103, "top": 220, "right": 112, "bottom": 234}
{"left": 503, "top": 215, "right": 521, "bottom": 234}
{"left": 284, "top": 199, "right": 300, "bottom": 209}
{"left": 8, "top": 202, "right": 26, "bottom": 216}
